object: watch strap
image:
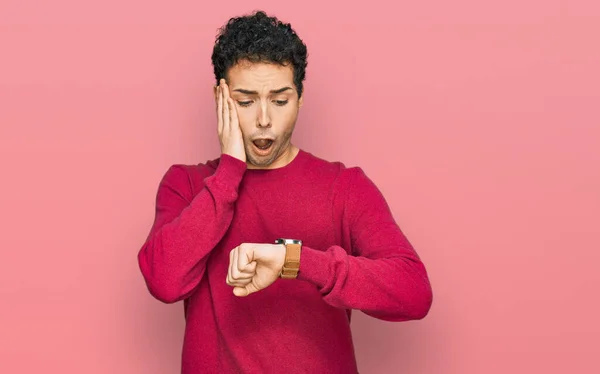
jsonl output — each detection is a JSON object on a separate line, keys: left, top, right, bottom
{"left": 275, "top": 239, "right": 302, "bottom": 279}
{"left": 280, "top": 243, "right": 302, "bottom": 279}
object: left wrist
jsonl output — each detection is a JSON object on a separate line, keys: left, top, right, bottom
{"left": 275, "top": 238, "right": 302, "bottom": 279}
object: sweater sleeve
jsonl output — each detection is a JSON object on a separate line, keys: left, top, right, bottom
{"left": 138, "top": 155, "right": 246, "bottom": 303}
{"left": 297, "top": 167, "right": 433, "bottom": 321}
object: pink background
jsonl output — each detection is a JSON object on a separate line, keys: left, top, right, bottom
{"left": 1, "top": 0, "right": 599, "bottom": 373}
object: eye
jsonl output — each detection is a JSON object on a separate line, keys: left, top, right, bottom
{"left": 274, "top": 100, "right": 289, "bottom": 106}
{"left": 237, "top": 101, "right": 252, "bottom": 107}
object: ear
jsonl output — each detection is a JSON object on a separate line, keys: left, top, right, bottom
{"left": 298, "top": 95, "right": 304, "bottom": 108}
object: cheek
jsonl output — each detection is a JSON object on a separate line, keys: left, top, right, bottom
{"left": 235, "top": 110, "right": 254, "bottom": 134}
{"left": 280, "top": 108, "right": 298, "bottom": 125}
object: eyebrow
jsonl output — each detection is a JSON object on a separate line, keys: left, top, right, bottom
{"left": 232, "top": 87, "right": 293, "bottom": 95}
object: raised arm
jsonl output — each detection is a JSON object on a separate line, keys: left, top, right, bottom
{"left": 298, "top": 167, "right": 433, "bottom": 321}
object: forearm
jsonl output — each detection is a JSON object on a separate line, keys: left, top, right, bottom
{"left": 298, "top": 244, "right": 432, "bottom": 321}
{"left": 299, "top": 166, "right": 433, "bottom": 321}
{"left": 138, "top": 155, "right": 246, "bottom": 303}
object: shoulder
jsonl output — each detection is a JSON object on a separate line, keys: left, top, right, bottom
{"left": 336, "top": 166, "right": 380, "bottom": 205}
{"left": 302, "top": 149, "right": 362, "bottom": 180}
{"left": 158, "top": 155, "right": 223, "bottom": 198}
{"left": 302, "top": 150, "right": 377, "bottom": 199}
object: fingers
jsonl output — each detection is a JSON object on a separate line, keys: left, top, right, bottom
{"left": 227, "top": 245, "right": 256, "bottom": 288}
{"left": 233, "top": 248, "right": 250, "bottom": 279}
{"left": 222, "top": 80, "right": 241, "bottom": 136}
{"left": 227, "top": 247, "right": 235, "bottom": 285}
{"left": 234, "top": 279, "right": 259, "bottom": 297}
{"left": 233, "top": 284, "right": 252, "bottom": 297}
{"left": 238, "top": 249, "right": 257, "bottom": 274}
{"left": 221, "top": 79, "right": 240, "bottom": 133}
{"left": 217, "top": 84, "right": 223, "bottom": 136}
{"left": 227, "top": 96, "right": 239, "bottom": 127}
{"left": 222, "top": 80, "right": 230, "bottom": 133}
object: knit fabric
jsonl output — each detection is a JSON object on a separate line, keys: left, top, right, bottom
{"left": 138, "top": 148, "right": 432, "bottom": 373}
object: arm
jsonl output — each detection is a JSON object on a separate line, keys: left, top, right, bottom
{"left": 137, "top": 154, "right": 246, "bottom": 303}
{"left": 297, "top": 167, "right": 433, "bottom": 321}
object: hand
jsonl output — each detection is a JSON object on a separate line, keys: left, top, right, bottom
{"left": 216, "top": 78, "right": 246, "bottom": 163}
{"left": 226, "top": 243, "right": 286, "bottom": 297}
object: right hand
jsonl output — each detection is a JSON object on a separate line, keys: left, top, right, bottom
{"left": 216, "top": 78, "right": 246, "bottom": 163}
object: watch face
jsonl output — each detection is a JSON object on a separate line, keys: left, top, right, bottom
{"left": 275, "top": 238, "right": 302, "bottom": 245}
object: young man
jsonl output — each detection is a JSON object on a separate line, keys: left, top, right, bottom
{"left": 138, "top": 10, "right": 432, "bottom": 373}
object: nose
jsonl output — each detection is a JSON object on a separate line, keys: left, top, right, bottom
{"left": 257, "top": 101, "right": 271, "bottom": 128}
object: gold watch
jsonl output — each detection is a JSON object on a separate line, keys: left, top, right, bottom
{"left": 275, "top": 238, "right": 302, "bottom": 279}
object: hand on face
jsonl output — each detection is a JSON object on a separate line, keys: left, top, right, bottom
{"left": 216, "top": 78, "right": 246, "bottom": 162}
{"left": 226, "top": 243, "right": 286, "bottom": 297}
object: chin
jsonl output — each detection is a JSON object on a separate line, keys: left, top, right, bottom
{"left": 248, "top": 153, "right": 277, "bottom": 166}
{"left": 245, "top": 142, "right": 280, "bottom": 168}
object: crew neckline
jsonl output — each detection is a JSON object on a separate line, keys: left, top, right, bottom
{"left": 243, "top": 147, "right": 309, "bottom": 179}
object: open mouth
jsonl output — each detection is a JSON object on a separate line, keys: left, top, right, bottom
{"left": 252, "top": 139, "right": 274, "bottom": 151}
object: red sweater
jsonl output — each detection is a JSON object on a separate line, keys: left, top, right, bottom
{"left": 138, "top": 149, "right": 432, "bottom": 373}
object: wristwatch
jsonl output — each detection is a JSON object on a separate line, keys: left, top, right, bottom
{"left": 275, "top": 238, "right": 302, "bottom": 279}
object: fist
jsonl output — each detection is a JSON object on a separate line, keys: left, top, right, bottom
{"left": 226, "top": 243, "right": 286, "bottom": 297}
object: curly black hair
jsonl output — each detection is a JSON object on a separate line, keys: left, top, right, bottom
{"left": 211, "top": 10, "right": 308, "bottom": 98}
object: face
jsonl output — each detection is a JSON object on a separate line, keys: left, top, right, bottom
{"left": 214, "top": 60, "right": 303, "bottom": 169}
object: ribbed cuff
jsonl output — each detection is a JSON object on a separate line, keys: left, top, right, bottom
{"left": 212, "top": 154, "right": 247, "bottom": 188}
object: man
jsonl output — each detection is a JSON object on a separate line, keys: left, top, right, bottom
{"left": 138, "top": 10, "right": 432, "bottom": 373}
